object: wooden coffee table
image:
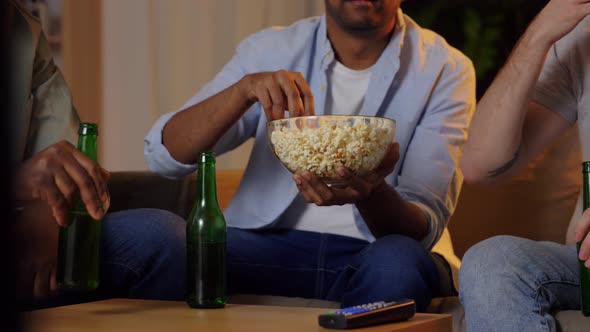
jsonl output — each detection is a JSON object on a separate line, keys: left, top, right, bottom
{"left": 22, "top": 299, "right": 451, "bottom": 332}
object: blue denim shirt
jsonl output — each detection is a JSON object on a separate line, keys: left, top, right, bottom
{"left": 144, "top": 10, "right": 476, "bottom": 251}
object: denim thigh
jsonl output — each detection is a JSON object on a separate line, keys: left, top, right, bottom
{"left": 227, "top": 228, "right": 439, "bottom": 309}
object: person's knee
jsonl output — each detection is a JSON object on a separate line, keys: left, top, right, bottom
{"left": 354, "top": 235, "right": 436, "bottom": 310}
{"left": 359, "top": 234, "right": 435, "bottom": 289}
{"left": 460, "top": 235, "right": 529, "bottom": 300}
{"left": 99, "top": 209, "right": 186, "bottom": 300}
{"left": 103, "top": 208, "right": 186, "bottom": 261}
{"left": 363, "top": 234, "right": 429, "bottom": 268}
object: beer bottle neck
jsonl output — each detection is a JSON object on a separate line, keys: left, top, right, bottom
{"left": 72, "top": 123, "right": 99, "bottom": 214}
{"left": 77, "top": 123, "right": 98, "bottom": 162}
{"left": 77, "top": 135, "right": 98, "bottom": 162}
{"left": 195, "top": 154, "right": 219, "bottom": 208}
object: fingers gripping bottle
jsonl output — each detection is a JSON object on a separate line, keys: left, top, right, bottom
{"left": 57, "top": 123, "right": 102, "bottom": 291}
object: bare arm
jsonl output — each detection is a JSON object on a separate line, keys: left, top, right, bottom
{"left": 356, "top": 178, "right": 428, "bottom": 240}
{"left": 352, "top": 144, "right": 427, "bottom": 240}
{"left": 162, "top": 78, "right": 253, "bottom": 164}
{"left": 462, "top": 0, "right": 590, "bottom": 183}
{"left": 163, "top": 71, "right": 314, "bottom": 164}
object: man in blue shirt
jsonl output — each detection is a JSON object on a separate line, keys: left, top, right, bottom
{"left": 145, "top": 0, "right": 475, "bottom": 309}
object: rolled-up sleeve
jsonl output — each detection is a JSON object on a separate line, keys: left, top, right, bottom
{"left": 144, "top": 37, "right": 262, "bottom": 179}
{"left": 396, "top": 53, "right": 476, "bottom": 250}
{"left": 532, "top": 43, "right": 577, "bottom": 124}
{"left": 143, "top": 112, "right": 198, "bottom": 179}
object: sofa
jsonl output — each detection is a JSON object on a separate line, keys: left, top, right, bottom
{"left": 108, "top": 126, "right": 588, "bottom": 331}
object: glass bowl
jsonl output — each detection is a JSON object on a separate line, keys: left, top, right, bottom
{"left": 267, "top": 115, "right": 396, "bottom": 187}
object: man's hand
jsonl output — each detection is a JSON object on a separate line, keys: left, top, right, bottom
{"left": 529, "top": 0, "right": 590, "bottom": 46}
{"left": 13, "top": 201, "right": 59, "bottom": 302}
{"left": 17, "top": 252, "right": 58, "bottom": 301}
{"left": 293, "top": 142, "right": 399, "bottom": 206}
{"left": 15, "top": 140, "right": 110, "bottom": 227}
{"left": 243, "top": 70, "right": 315, "bottom": 120}
{"left": 575, "top": 208, "right": 590, "bottom": 268}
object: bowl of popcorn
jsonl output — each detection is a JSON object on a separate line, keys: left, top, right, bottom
{"left": 267, "top": 115, "right": 396, "bottom": 186}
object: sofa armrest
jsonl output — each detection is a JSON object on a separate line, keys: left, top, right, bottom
{"left": 107, "top": 171, "right": 196, "bottom": 219}
{"left": 107, "top": 169, "right": 244, "bottom": 220}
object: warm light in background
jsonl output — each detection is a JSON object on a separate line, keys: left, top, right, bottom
{"left": 22, "top": 0, "right": 323, "bottom": 171}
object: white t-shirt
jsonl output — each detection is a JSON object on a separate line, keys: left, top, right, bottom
{"left": 276, "top": 61, "right": 372, "bottom": 239}
{"left": 532, "top": 16, "right": 590, "bottom": 244}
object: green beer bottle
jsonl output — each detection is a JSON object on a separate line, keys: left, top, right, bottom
{"left": 186, "top": 152, "right": 227, "bottom": 308}
{"left": 56, "top": 123, "right": 102, "bottom": 291}
{"left": 579, "top": 161, "right": 590, "bottom": 316}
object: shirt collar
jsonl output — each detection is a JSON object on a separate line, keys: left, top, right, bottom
{"left": 316, "top": 8, "right": 407, "bottom": 71}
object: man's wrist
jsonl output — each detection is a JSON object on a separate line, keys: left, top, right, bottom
{"left": 372, "top": 179, "right": 391, "bottom": 195}
{"left": 521, "top": 20, "right": 555, "bottom": 52}
{"left": 238, "top": 74, "right": 255, "bottom": 103}
{"left": 357, "top": 179, "right": 390, "bottom": 205}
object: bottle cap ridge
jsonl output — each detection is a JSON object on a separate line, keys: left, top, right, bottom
{"left": 199, "top": 152, "right": 216, "bottom": 164}
{"left": 79, "top": 123, "right": 99, "bottom": 136}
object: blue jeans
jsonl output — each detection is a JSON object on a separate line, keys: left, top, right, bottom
{"left": 45, "top": 211, "right": 439, "bottom": 310}
{"left": 98, "top": 208, "right": 186, "bottom": 300}
{"left": 459, "top": 236, "right": 581, "bottom": 332}
{"left": 32, "top": 208, "right": 186, "bottom": 309}
{"left": 226, "top": 228, "right": 440, "bottom": 310}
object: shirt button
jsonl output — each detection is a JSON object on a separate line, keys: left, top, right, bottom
{"left": 320, "top": 85, "right": 325, "bottom": 92}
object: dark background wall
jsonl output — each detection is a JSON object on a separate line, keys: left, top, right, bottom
{"left": 399, "top": 1, "right": 582, "bottom": 259}
{"left": 2, "top": 1, "right": 18, "bottom": 331}
{"left": 403, "top": 0, "right": 548, "bottom": 98}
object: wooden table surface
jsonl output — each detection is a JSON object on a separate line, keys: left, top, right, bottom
{"left": 21, "top": 299, "right": 452, "bottom": 332}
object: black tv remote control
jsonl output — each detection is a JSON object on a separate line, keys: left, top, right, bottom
{"left": 318, "top": 299, "right": 416, "bottom": 329}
